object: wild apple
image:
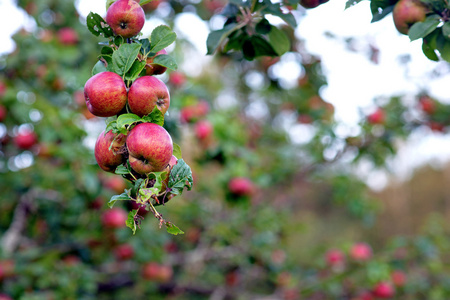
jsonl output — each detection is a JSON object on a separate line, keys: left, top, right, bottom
{"left": 57, "top": 27, "right": 79, "bottom": 45}
{"left": 372, "top": 281, "right": 395, "bottom": 298}
{"left": 367, "top": 108, "right": 385, "bottom": 125}
{"left": 145, "top": 49, "right": 168, "bottom": 75}
{"left": 299, "top": 0, "right": 329, "bottom": 9}
{"left": 14, "top": 130, "right": 38, "bottom": 150}
{"left": 101, "top": 207, "right": 128, "bottom": 228}
{"left": 194, "top": 120, "right": 213, "bottom": 140}
{"left": 350, "top": 242, "right": 372, "bottom": 262}
{"left": 84, "top": 72, "right": 127, "bottom": 117}
{"left": 106, "top": 0, "right": 145, "bottom": 38}
{"left": 94, "top": 130, "right": 127, "bottom": 172}
{"left": 393, "top": 0, "right": 428, "bottom": 35}
{"left": 0, "top": 105, "right": 6, "bottom": 122}
{"left": 228, "top": 177, "right": 255, "bottom": 197}
{"left": 128, "top": 76, "right": 170, "bottom": 117}
{"left": 127, "top": 123, "right": 173, "bottom": 174}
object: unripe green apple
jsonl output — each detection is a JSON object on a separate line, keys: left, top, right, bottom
{"left": 95, "top": 130, "right": 127, "bottom": 172}
{"left": 106, "top": 0, "right": 145, "bottom": 38}
{"left": 84, "top": 72, "right": 127, "bottom": 117}
{"left": 128, "top": 76, "right": 170, "bottom": 117}
{"left": 127, "top": 123, "right": 173, "bottom": 174}
{"left": 393, "top": 0, "right": 428, "bottom": 35}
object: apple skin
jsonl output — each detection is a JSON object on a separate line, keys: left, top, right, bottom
{"left": 145, "top": 49, "right": 168, "bottom": 75}
{"left": 393, "top": 0, "right": 428, "bottom": 35}
{"left": 367, "top": 108, "right": 385, "bottom": 125}
{"left": 57, "top": 27, "right": 79, "bottom": 45}
{"left": 106, "top": 0, "right": 145, "bottom": 38}
{"left": 128, "top": 76, "right": 170, "bottom": 117}
{"left": 228, "top": 177, "right": 255, "bottom": 197}
{"left": 169, "top": 71, "right": 186, "bottom": 87}
{"left": 0, "top": 105, "right": 7, "bottom": 122}
{"left": 372, "top": 281, "right": 395, "bottom": 298}
{"left": 350, "top": 242, "right": 372, "bottom": 262}
{"left": 194, "top": 120, "right": 213, "bottom": 140}
{"left": 299, "top": 0, "right": 329, "bottom": 9}
{"left": 101, "top": 207, "right": 128, "bottom": 229}
{"left": 114, "top": 244, "right": 135, "bottom": 260}
{"left": 95, "top": 130, "right": 127, "bottom": 173}
{"left": 14, "top": 130, "right": 38, "bottom": 150}
{"left": 127, "top": 123, "right": 173, "bottom": 174}
{"left": 325, "top": 249, "right": 345, "bottom": 267}
{"left": 142, "top": 262, "right": 173, "bottom": 282}
{"left": 419, "top": 95, "right": 435, "bottom": 114}
{"left": 84, "top": 72, "right": 127, "bottom": 117}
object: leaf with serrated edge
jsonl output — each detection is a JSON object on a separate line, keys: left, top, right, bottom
{"left": 408, "top": 17, "right": 440, "bottom": 41}
{"left": 141, "top": 106, "right": 164, "bottom": 126}
{"left": 150, "top": 25, "right": 177, "bottom": 53}
{"left": 139, "top": 187, "right": 159, "bottom": 201}
{"left": 86, "top": 12, "right": 113, "bottom": 37}
{"left": 173, "top": 143, "right": 182, "bottom": 159}
{"left": 114, "top": 165, "right": 129, "bottom": 175}
{"left": 152, "top": 54, "right": 178, "bottom": 70}
{"left": 165, "top": 222, "right": 184, "bottom": 235}
{"left": 168, "top": 159, "right": 193, "bottom": 195}
{"left": 126, "top": 210, "right": 138, "bottom": 235}
{"left": 108, "top": 191, "right": 131, "bottom": 208}
{"left": 117, "top": 113, "right": 143, "bottom": 131}
{"left": 125, "top": 60, "right": 146, "bottom": 82}
{"left": 112, "top": 43, "right": 141, "bottom": 76}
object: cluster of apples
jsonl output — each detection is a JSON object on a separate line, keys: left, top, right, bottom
{"left": 84, "top": 0, "right": 177, "bottom": 187}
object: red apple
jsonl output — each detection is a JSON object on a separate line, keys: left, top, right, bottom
{"left": 106, "top": 0, "right": 145, "bottom": 38}
{"left": 0, "top": 81, "right": 6, "bottom": 98}
{"left": 103, "top": 175, "right": 127, "bottom": 193}
{"left": 128, "top": 76, "right": 170, "bottom": 117}
{"left": 127, "top": 123, "right": 173, "bottom": 174}
{"left": 367, "top": 108, "right": 385, "bottom": 125}
{"left": 142, "top": 262, "right": 173, "bottom": 282}
{"left": 0, "top": 105, "right": 6, "bottom": 122}
{"left": 393, "top": 0, "right": 428, "bottom": 35}
{"left": 84, "top": 72, "right": 127, "bottom": 117}
{"left": 428, "top": 121, "right": 445, "bottom": 132}
{"left": 57, "top": 27, "right": 79, "bottom": 45}
{"left": 194, "top": 120, "right": 213, "bottom": 140}
{"left": 299, "top": 0, "right": 329, "bottom": 8}
{"left": 145, "top": 49, "right": 168, "bottom": 75}
{"left": 180, "top": 106, "right": 196, "bottom": 123}
{"left": 0, "top": 294, "right": 12, "bottom": 300}
{"left": 169, "top": 71, "right": 186, "bottom": 87}
{"left": 101, "top": 207, "right": 128, "bottom": 228}
{"left": 372, "top": 281, "right": 395, "bottom": 298}
{"left": 391, "top": 270, "right": 406, "bottom": 287}
{"left": 350, "top": 242, "right": 372, "bottom": 262}
{"left": 325, "top": 249, "right": 345, "bottom": 267}
{"left": 142, "top": 0, "right": 162, "bottom": 12}
{"left": 95, "top": 130, "right": 127, "bottom": 172}
{"left": 225, "top": 270, "right": 240, "bottom": 287}
{"left": 114, "top": 244, "right": 135, "bottom": 260}
{"left": 419, "top": 95, "right": 435, "bottom": 114}
{"left": 228, "top": 177, "right": 255, "bottom": 197}
{"left": 14, "top": 130, "right": 38, "bottom": 150}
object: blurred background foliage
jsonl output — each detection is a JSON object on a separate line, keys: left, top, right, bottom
{"left": 2, "top": 0, "right": 450, "bottom": 299}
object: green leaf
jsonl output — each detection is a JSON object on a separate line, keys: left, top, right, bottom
{"left": 408, "top": 16, "right": 440, "bottom": 41}
{"left": 112, "top": 43, "right": 141, "bottom": 76}
{"left": 108, "top": 192, "right": 131, "bottom": 208}
{"left": 149, "top": 171, "right": 167, "bottom": 193}
{"left": 173, "top": 142, "right": 182, "bottom": 159}
{"left": 125, "top": 60, "right": 146, "bottom": 82}
{"left": 168, "top": 159, "right": 193, "bottom": 195}
{"left": 267, "top": 26, "right": 290, "bottom": 56}
{"left": 116, "top": 113, "right": 143, "bottom": 133}
{"left": 422, "top": 29, "right": 439, "bottom": 61}
{"left": 150, "top": 25, "right": 177, "bottom": 53}
{"left": 243, "top": 35, "right": 278, "bottom": 60}
{"left": 442, "top": 22, "right": 450, "bottom": 40}
{"left": 140, "top": 0, "right": 154, "bottom": 5}
{"left": 152, "top": 54, "right": 178, "bottom": 70}
{"left": 92, "top": 60, "right": 107, "bottom": 76}
{"left": 370, "top": 0, "right": 394, "bottom": 23}
{"left": 130, "top": 178, "right": 145, "bottom": 198}
{"left": 437, "top": 33, "right": 450, "bottom": 62}
{"left": 206, "top": 23, "right": 239, "bottom": 55}
{"left": 126, "top": 210, "right": 138, "bottom": 235}
{"left": 86, "top": 12, "right": 113, "bottom": 38}
{"left": 256, "top": 19, "right": 271, "bottom": 35}
{"left": 114, "top": 165, "right": 129, "bottom": 175}
{"left": 141, "top": 106, "right": 165, "bottom": 126}
{"left": 345, "top": 0, "right": 363, "bottom": 9}
{"left": 139, "top": 187, "right": 159, "bottom": 201}
{"left": 165, "top": 222, "right": 184, "bottom": 235}
{"left": 260, "top": 0, "right": 297, "bottom": 28}
{"left": 224, "top": 30, "right": 248, "bottom": 52}
{"left": 105, "top": 118, "right": 118, "bottom": 134}
{"left": 139, "top": 38, "right": 152, "bottom": 56}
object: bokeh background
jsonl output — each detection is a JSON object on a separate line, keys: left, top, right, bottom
{"left": 1, "top": 0, "right": 450, "bottom": 299}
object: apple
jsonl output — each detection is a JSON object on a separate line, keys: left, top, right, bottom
{"left": 0, "top": 294, "right": 12, "bottom": 300}
{"left": 103, "top": 175, "right": 128, "bottom": 193}
{"left": 372, "top": 281, "right": 395, "bottom": 298}
{"left": 0, "top": 81, "right": 6, "bottom": 98}
{"left": 142, "top": 0, "right": 162, "bottom": 12}
{"left": 14, "top": 130, "right": 38, "bottom": 150}
{"left": 355, "top": 291, "right": 374, "bottom": 300}
{"left": 145, "top": 49, "right": 168, "bottom": 75}
{"left": 391, "top": 270, "right": 406, "bottom": 287}
{"left": 128, "top": 76, "right": 170, "bottom": 117}
{"left": 57, "top": 27, "right": 79, "bottom": 45}
{"left": 228, "top": 177, "right": 255, "bottom": 197}
{"left": 95, "top": 130, "right": 127, "bottom": 172}
{"left": 142, "top": 262, "right": 173, "bottom": 282}
{"left": 367, "top": 108, "right": 385, "bottom": 125}
{"left": 428, "top": 121, "right": 445, "bottom": 132}
{"left": 127, "top": 122, "right": 173, "bottom": 174}
{"left": 114, "top": 244, "right": 135, "bottom": 260}
{"left": 419, "top": 95, "right": 435, "bottom": 114}
{"left": 350, "top": 242, "right": 372, "bottom": 262}
{"left": 169, "top": 71, "right": 186, "bottom": 87}
{"left": 101, "top": 207, "right": 128, "bottom": 228}
{"left": 106, "top": 0, "right": 145, "bottom": 38}
{"left": 194, "top": 120, "right": 213, "bottom": 140}
{"left": 325, "top": 249, "right": 345, "bottom": 267}
{"left": 0, "top": 105, "right": 6, "bottom": 122}
{"left": 164, "top": 241, "right": 178, "bottom": 253}
{"left": 299, "top": 0, "right": 329, "bottom": 8}
{"left": 392, "top": 0, "right": 428, "bottom": 35}
{"left": 225, "top": 270, "right": 240, "bottom": 287}
{"left": 84, "top": 72, "right": 127, "bottom": 117}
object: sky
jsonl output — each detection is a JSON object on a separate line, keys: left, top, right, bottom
{"left": 1, "top": 0, "right": 450, "bottom": 190}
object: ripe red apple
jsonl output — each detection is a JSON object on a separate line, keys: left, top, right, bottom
{"left": 106, "top": 0, "right": 145, "bottom": 38}
{"left": 142, "top": 262, "right": 173, "bottom": 282}
{"left": 367, "top": 108, "right": 385, "bottom": 125}
{"left": 194, "top": 120, "right": 213, "bottom": 140}
{"left": 419, "top": 95, "right": 435, "bottom": 114}
{"left": 0, "top": 105, "right": 7, "bottom": 122}
{"left": 299, "top": 0, "right": 329, "bottom": 9}
{"left": 325, "top": 249, "right": 345, "bottom": 267}
{"left": 428, "top": 121, "right": 445, "bottom": 132}
{"left": 391, "top": 270, "right": 406, "bottom": 287}
{"left": 114, "top": 244, "right": 135, "bottom": 260}
{"left": 128, "top": 76, "right": 170, "bottom": 117}
{"left": 228, "top": 177, "right": 255, "bottom": 197}
{"left": 57, "top": 27, "right": 79, "bottom": 45}
{"left": 101, "top": 207, "right": 128, "bottom": 228}
{"left": 95, "top": 130, "right": 127, "bottom": 172}
{"left": 169, "top": 71, "right": 186, "bottom": 87}
{"left": 372, "top": 281, "right": 395, "bottom": 298}
{"left": 392, "top": 0, "right": 428, "bottom": 35}
{"left": 103, "top": 175, "right": 128, "bottom": 193}
{"left": 145, "top": 49, "right": 168, "bottom": 75}
{"left": 142, "top": 0, "right": 162, "bottom": 12}
{"left": 14, "top": 130, "right": 38, "bottom": 150}
{"left": 350, "top": 242, "right": 372, "bottom": 262}
{"left": 127, "top": 123, "right": 173, "bottom": 174}
{"left": 84, "top": 72, "right": 127, "bottom": 117}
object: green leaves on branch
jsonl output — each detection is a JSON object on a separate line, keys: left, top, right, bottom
{"left": 113, "top": 43, "right": 141, "bottom": 76}
{"left": 105, "top": 107, "right": 164, "bottom": 135}
{"left": 86, "top": 12, "right": 113, "bottom": 38}
{"left": 140, "top": 26, "right": 177, "bottom": 56}
{"left": 408, "top": 15, "right": 440, "bottom": 41}
{"left": 369, "top": 0, "right": 395, "bottom": 22}
{"left": 168, "top": 159, "right": 194, "bottom": 196}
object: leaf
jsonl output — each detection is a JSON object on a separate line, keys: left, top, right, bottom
{"left": 422, "top": 41, "right": 439, "bottom": 61}
{"left": 243, "top": 35, "right": 278, "bottom": 60}
{"left": 173, "top": 142, "right": 182, "bottom": 159}
{"left": 442, "top": 22, "right": 450, "bottom": 40}
{"left": 139, "top": 187, "right": 159, "bottom": 201}
{"left": 422, "top": 29, "right": 439, "bottom": 61}
{"left": 141, "top": 106, "right": 165, "bottom": 126}
{"left": 168, "top": 159, "right": 193, "bottom": 195}
{"left": 370, "top": 0, "right": 394, "bottom": 23}
{"left": 437, "top": 33, "right": 450, "bottom": 62}
{"left": 139, "top": 38, "right": 152, "bottom": 56}
{"left": 116, "top": 113, "right": 143, "bottom": 133}
{"left": 130, "top": 178, "right": 145, "bottom": 198}
{"left": 86, "top": 12, "right": 113, "bottom": 37}
{"left": 149, "top": 171, "right": 166, "bottom": 193}
{"left": 165, "top": 222, "right": 184, "bottom": 235}
{"left": 140, "top": 0, "right": 154, "bottom": 5}
{"left": 260, "top": 0, "right": 297, "bottom": 28}
{"left": 150, "top": 25, "right": 177, "bottom": 53}
{"left": 256, "top": 19, "right": 271, "bottom": 35}
{"left": 112, "top": 43, "right": 141, "bottom": 76}
{"left": 125, "top": 60, "right": 146, "bottom": 82}
{"left": 114, "top": 165, "right": 129, "bottom": 175}
{"left": 345, "top": 0, "right": 363, "bottom": 9}
{"left": 105, "top": 118, "right": 118, "bottom": 134}
{"left": 408, "top": 16, "right": 440, "bottom": 41}
{"left": 267, "top": 26, "right": 290, "bottom": 56}
{"left": 206, "top": 23, "right": 239, "bottom": 55}
{"left": 92, "top": 60, "right": 107, "bottom": 76}
{"left": 108, "top": 192, "right": 131, "bottom": 208}
{"left": 152, "top": 54, "right": 178, "bottom": 70}
{"left": 126, "top": 210, "right": 138, "bottom": 235}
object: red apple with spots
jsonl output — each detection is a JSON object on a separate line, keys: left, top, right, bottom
{"left": 106, "top": 0, "right": 145, "bottom": 38}
{"left": 95, "top": 130, "right": 127, "bottom": 173}
{"left": 14, "top": 130, "right": 38, "bottom": 150}
{"left": 102, "top": 207, "right": 128, "bottom": 229}
{"left": 142, "top": 262, "right": 173, "bottom": 282}
{"left": 372, "top": 281, "right": 395, "bottom": 298}
{"left": 127, "top": 122, "right": 173, "bottom": 174}
{"left": 145, "top": 49, "right": 168, "bottom": 75}
{"left": 350, "top": 242, "right": 372, "bottom": 262}
{"left": 128, "top": 76, "right": 170, "bottom": 117}
{"left": 228, "top": 177, "right": 255, "bottom": 197}
{"left": 84, "top": 72, "right": 127, "bottom": 117}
